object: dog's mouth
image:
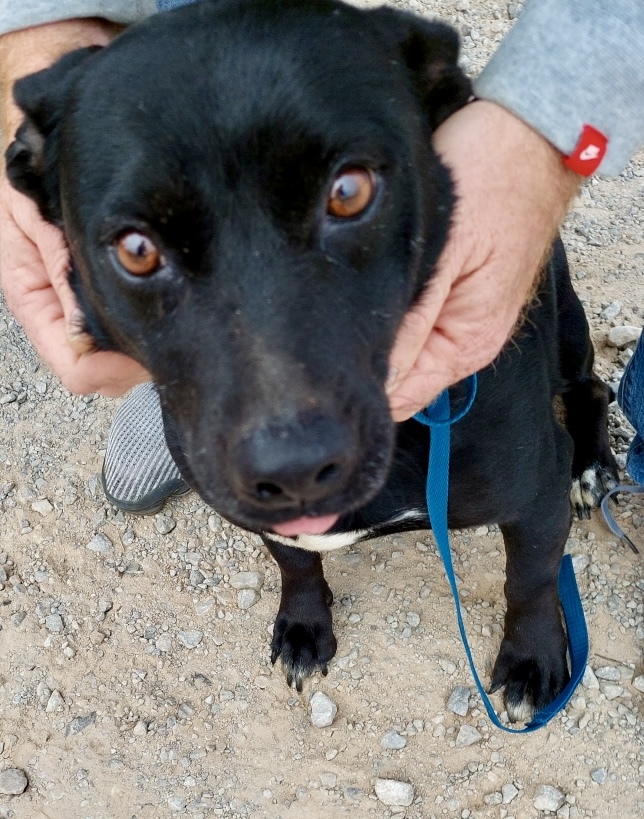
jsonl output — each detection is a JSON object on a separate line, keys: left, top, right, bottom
{"left": 269, "top": 513, "right": 340, "bottom": 537}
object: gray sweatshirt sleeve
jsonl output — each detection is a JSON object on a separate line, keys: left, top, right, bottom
{"left": 474, "top": 0, "right": 644, "bottom": 176}
{"left": 0, "top": 1, "right": 157, "bottom": 34}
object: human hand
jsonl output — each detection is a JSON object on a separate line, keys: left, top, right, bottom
{"left": 0, "top": 20, "right": 149, "bottom": 397}
{"left": 387, "top": 100, "right": 581, "bottom": 421}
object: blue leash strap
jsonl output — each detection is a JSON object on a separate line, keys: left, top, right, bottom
{"left": 414, "top": 376, "right": 588, "bottom": 732}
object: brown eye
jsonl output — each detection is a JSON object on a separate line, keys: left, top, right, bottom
{"left": 115, "top": 232, "right": 162, "bottom": 276}
{"left": 327, "top": 167, "right": 376, "bottom": 218}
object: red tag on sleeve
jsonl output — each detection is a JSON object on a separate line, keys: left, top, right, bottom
{"left": 562, "top": 124, "right": 608, "bottom": 175}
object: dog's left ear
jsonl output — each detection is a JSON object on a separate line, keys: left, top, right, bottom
{"left": 371, "top": 8, "right": 472, "bottom": 129}
{"left": 5, "top": 46, "right": 102, "bottom": 223}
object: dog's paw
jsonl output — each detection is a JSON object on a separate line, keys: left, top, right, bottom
{"left": 490, "top": 630, "right": 569, "bottom": 723}
{"left": 571, "top": 463, "right": 618, "bottom": 520}
{"left": 271, "top": 604, "right": 337, "bottom": 692}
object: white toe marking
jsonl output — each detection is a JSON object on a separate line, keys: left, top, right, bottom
{"left": 505, "top": 698, "right": 534, "bottom": 724}
{"left": 570, "top": 479, "right": 583, "bottom": 508}
{"left": 580, "top": 465, "right": 601, "bottom": 506}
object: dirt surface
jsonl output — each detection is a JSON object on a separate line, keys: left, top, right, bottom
{"left": 0, "top": 2, "right": 642, "bottom": 818}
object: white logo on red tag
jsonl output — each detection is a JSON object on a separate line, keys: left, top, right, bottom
{"left": 579, "top": 144, "right": 601, "bottom": 162}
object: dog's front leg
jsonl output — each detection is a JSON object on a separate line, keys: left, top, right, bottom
{"left": 493, "top": 500, "right": 571, "bottom": 723}
{"left": 262, "top": 538, "right": 337, "bottom": 692}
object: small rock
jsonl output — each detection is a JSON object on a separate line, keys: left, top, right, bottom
{"left": 254, "top": 675, "right": 270, "bottom": 689}
{"left": 590, "top": 768, "right": 607, "bottom": 785}
{"left": 65, "top": 713, "right": 96, "bottom": 736}
{"left": 632, "top": 675, "right": 644, "bottom": 693}
{"left": 155, "top": 635, "right": 172, "bottom": 652}
{"left": 600, "top": 683, "right": 623, "bottom": 700}
{"left": 229, "top": 571, "right": 264, "bottom": 591}
{"left": 571, "top": 554, "right": 590, "bottom": 574}
{"left": 406, "top": 611, "right": 421, "bottom": 627}
{"left": 600, "top": 300, "right": 622, "bottom": 320}
{"left": 31, "top": 499, "right": 53, "bottom": 516}
{"left": 0, "top": 768, "right": 28, "bottom": 795}
{"left": 380, "top": 730, "right": 407, "bottom": 750}
{"left": 534, "top": 784, "right": 565, "bottom": 812}
{"left": 594, "top": 665, "right": 620, "bottom": 681}
{"left": 319, "top": 772, "right": 337, "bottom": 789}
{"left": 177, "top": 630, "right": 203, "bottom": 649}
{"left": 606, "top": 325, "right": 641, "bottom": 348}
{"left": 189, "top": 569, "right": 205, "bottom": 586}
{"left": 168, "top": 796, "right": 187, "bottom": 811}
{"left": 447, "top": 686, "right": 470, "bottom": 717}
{"left": 581, "top": 666, "right": 599, "bottom": 690}
{"left": 46, "top": 690, "right": 65, "bottom": 713}
{"left": 474, "top": 526, "right": 488, "bottom": 536}
{"left": 310, "top": 692, "right": 337, "bottom": 728}
{"left": 87, "top": 533, "right": 112, "bottom": 553}
{"left": 484, "top": 792, "right": 503, "bottom": 806}
{"left": 45, "top": 614, "right": 64, "bottom": 633}
{"left": 502, "top": 783, "right": 519, "bottom": 803}
{"left": 455, "top": 724, "right": 481, "bottom": 748}
{"left": 132, "top": 720, "right": 148, "bottom": 736}
{"left": 237, "top": 589, "right": 259, "bottom": 609}
{"left": 374, "top": 778, "right": 414, "bottom": 807}
{"left": 155, "top": 515, "right": 176, "bottom": 534}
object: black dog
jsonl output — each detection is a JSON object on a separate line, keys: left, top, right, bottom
{"left": 6, "top": 0, "right": 617, "bottom": 722}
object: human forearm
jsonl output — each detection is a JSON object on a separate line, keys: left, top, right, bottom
{"left": 474, "top": 0, "right": 644, "bottom": 175}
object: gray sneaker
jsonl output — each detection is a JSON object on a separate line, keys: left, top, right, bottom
{"left": 102, "top": 382, "right": 190, "bottom": 514}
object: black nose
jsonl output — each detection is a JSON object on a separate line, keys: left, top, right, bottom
{"left": 230, "top": 414, "right": 356, "bottom": 508}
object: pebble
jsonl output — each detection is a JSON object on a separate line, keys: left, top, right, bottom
{"left": 168, "top": 796, "right": 187, "bottom": 811}
{"left": 502, "top": 783, "right": 519, "bottom": 803}
{"left": 406, "top": 611, "right": 421, "bottom": 627}
{"left": 31, "top": 499, "right": 53, "bottom": 516}
{"left": 447, "top": 686, "right": 470, "bottom": 717}
{"left": 534, "top": 785, "right": 565, "bottom": 812}
{"left": 606, "top": 325, "right": 641, "bottom": 347}
{"left": 632, "top": 675, "right": 644, "bottom": 693}
{"left": 380, "top": 730, "right": 407, "bottom": 750}
{"left": 132, "top": 720, "right": 148, "bottom": 736}
{"left": 0, "top": 768, "right": 28, "bottom": 795}
{"left": 600, "top": 300, "right": 622, "bottom": 320}
{"left": 177, "top": 630, "right": 203, "bottom": 649}
{"left": 66, "top": 713, "right": 96, "bottom": 736}
{"left": 155, "top": 635, "right": 172, "bottom": 652}
{"left": 229, "top": 571, "right": 264, "bottom": 591}
{"left": 310, "top": 692, "right": 337, "bottom": 727}
{"left": 86, "top": 533, "right": 112, "bottom": 553}
{"left": 590, "top": 767, "right": 607, "bottom": 785}
{"left": 319, "top": 772, "right": 337, "bottom": 789}
{"left": 46, "top": 690, "right": 65, "bottom": 713}
{"left": 237, "top": 589, "right": 260, "bottom": 609}
{"left": 155, "top": 515, "right": 176, "bottom": 534}
{"left": 581, "top": 665, "right": 599, "bottom": 689}
{"left": 455, "top": 724, "right": 481, "bottom": 748}
{"left": 595, "top": 665, "right": 620, "bottom": 681}
{"left": 599, "top": 683, "right": 623, "bottom": 700}
{"left": 374, "top": 778, "right": 414, "bottom": 807}
{"left": 45, "top": 614, "right": 64, "bottom": 633}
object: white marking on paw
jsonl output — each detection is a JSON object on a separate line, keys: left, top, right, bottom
{"left": 580, "top": 465, "right": 601, "bottom": 507}
{"left": 505, "top": 697, "right": 534, "bottom": 724}
{"left": 570, "top": 479, "right": 583, "bottom": 508}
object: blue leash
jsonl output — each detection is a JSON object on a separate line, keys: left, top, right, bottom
{"left": 414, "top": 376, "right": 588, "bottom": 732}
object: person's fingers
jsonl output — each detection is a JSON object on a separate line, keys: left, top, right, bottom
{"left": 385, "top": 263, "right": 453, "bottom": 395}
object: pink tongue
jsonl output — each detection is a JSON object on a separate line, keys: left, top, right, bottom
{"left": 272, "top": 514, "right": 339, "bottom": 537}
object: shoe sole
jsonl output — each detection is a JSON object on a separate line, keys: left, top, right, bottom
{"left": 101, "top": 471, "right": 191, "bottom": 515}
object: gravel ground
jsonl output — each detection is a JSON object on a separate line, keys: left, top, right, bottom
{"left": 0, "top": 2, "right": 642, "bottom": 818}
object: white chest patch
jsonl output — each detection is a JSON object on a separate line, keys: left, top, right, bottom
{"left": 267, "top": 529, "right": 370, "bottom": 552}
{"left": 263, "top": 508, "right": 427, "bottom": 552}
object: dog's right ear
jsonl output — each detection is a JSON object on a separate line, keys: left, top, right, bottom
{"left": 5, "top": 46, "right": 101, "bottom": 223}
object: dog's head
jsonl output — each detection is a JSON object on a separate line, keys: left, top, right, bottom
{"left": 6, "top": 0, "right": 470, "bottom": 534}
